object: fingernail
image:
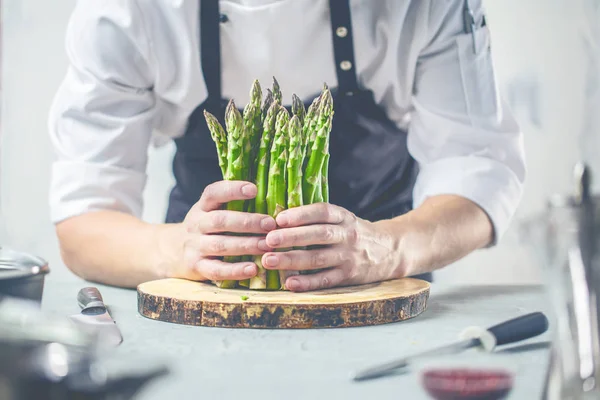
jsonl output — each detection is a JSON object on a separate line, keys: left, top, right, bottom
{"left": 264, "top": 255, "right": 279, "bottom": 267}
{"left": 244, "top": 265, "right": 256, "bottom": 275}
{"left": 258, "top": 239, "right": 271, "bottom": 251}
{"left": 261, "top": 217, "right": 276, "bottom": 231}
{"left": 241, "top": 184, "right": 256, "bottom": 197}
{"left": 267, "top": 232, "right": 282, "bottom": 246}
{"left": 287, "top": 278, "right": 300, "bottom": 291}
{"left": 277, "top": 213, "right": 289, "bottom": 226}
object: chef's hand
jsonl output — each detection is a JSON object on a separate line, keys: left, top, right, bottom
{"left": 261, "top": 203, "right": 404, "bottom": 292}
{"left": 261, "top": 195, "right": 494, "bottom": 292}
{"left": 172, "top": 181, "right": 275, "bottom": 281}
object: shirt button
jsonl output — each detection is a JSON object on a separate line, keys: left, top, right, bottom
{"left": 340, "top": 60, "right": 352, "bottom": 71}
{"left": 219, "top": 14, "right": 229, "bottom": 23}
{"left": 336, "top": 26, "right": 348, "bottom": 38}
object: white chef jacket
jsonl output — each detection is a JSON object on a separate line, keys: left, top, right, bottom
{"left": 47, "top": 0, "right": 526, "bottom": 244}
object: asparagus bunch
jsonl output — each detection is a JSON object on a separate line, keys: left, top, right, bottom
{"left": 203, "top": 78, "right": 333, "bottom": 290}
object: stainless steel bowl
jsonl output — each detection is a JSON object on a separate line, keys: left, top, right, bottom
{"left": 0, "top": 247, "right": 49, "bottom": 303}
{"left": 0, "top": 297, "right": 168, "bottom": 400}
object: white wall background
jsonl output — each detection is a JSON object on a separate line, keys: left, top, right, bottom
{"left": 0, "top": 0, "right": 597, "bottom": 285}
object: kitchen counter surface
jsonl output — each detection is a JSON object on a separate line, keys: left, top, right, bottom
{"left": 41, "top": 261, "right": 552, "bottom": 400}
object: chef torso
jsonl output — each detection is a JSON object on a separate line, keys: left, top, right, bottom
{"left": 47, "top": 0, "right": 526, "bottom": 244}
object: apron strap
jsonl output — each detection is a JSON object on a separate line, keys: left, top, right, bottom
{"left": 200, "top": 0, "right": 222, "bottom": 103}
{"left": 328, "top": 0, "right": 359, "bottom": 95}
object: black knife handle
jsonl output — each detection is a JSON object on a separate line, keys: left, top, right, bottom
{"left": 77, "top": 287, "right": 106, "bottom": 313}
{"left": 487, "top": 312, "right": 549, "bottom": 346}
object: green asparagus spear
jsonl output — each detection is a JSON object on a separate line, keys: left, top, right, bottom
{"left": 265, "top": 107, "right": 289, "bottom": 290}
{"left": 249, "top": 102, "right": 280, "bottom": 289}
{"left": 267, "top": 106, "right": 289, "bottom": 216}
{"left": 224, "top": 99, "right": 245, "bottom": 209}
{"left": 287, "top": 115, "right": 303, "bottom": 209}
{"left": 243, "top": 81, "right": 264, "bottom": 214}
{"left": 321, "top": 152, "right": 330, "bottom": 203}
{"left": 239, "top": 278, "right": 250, "bottom": 288}
{"left": 241, "top": 103, "right": 259, "bottom": 186}
{"left": 304, "top": 96, "right": 319, "bottom": 134}
{"left": 303, "top": 89, "right": 333, "bottom": 205}
{"left": 250, "top": 81, "right": 264, "bottom": 176}
{"left": 303, "top": 95, "right": 322, "bottom": 162}
{"left": 319, "top": 85, "right": 331, "bottom": 202}
{"left": 250, "top": 79, "right": 262, "bottom": 109}
{"left": 262, "top": 88, "right": 274, "bottom": 120}
{"left": 254, "top": 103, "right": 280, "bottom": 215}
{"left": 272, "top": 77, "right": 282, "bottom": 106}
{"left": 203, "top": 110, "right": 228, "bottom": 178}
{"left": 292, "top": 94, "right": 306, "bottom": 126}
{"left": 279, "top": 115, "right": 304, "bottom": 288}
{"left": 312, "top": 171, "right": 323, "bottom": 204}
{"left": 320, "top": 85, "right": 331, "bottom": 203}
{"left": 237, "top": 81, "right": 263, "bottom": 285}
{"left": 216, "top": 99, "right": 246, "bottom": 289}
{"left": 241, "top": 81, "right": 262, "bottom": 181}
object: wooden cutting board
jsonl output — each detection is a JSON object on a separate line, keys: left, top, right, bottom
{"left": 137, "top": 278, "right": 430, "bottom": 329}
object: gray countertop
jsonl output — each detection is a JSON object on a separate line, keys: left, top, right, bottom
{"left": 40, "top": 260, "right": 552, "bottom": 400}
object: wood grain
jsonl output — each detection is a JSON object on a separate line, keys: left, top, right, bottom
{"left": 137, "top": 278, "right": 430, "bottom": 329}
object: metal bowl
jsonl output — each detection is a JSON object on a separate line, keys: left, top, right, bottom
{"left": 0, "top": 297, "right": 168, "bottom": 400}
{"left": 0, "top": 247, "right": 49, "bottom": 303}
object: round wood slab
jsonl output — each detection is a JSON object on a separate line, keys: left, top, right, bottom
{"left": 137, "top": 278, "right": 430, "bottom": 329}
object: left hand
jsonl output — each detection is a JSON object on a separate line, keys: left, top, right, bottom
{"left": 262, "top": 203, "right": 406, "bottom": 292}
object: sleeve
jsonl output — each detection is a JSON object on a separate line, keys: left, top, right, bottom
{"left": 47, "top": 1, "right": 156, "bottom": 224}
{"left": 408, "top": 0, "right": 526, "bottom": 245}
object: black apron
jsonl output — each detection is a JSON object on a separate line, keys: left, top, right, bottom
{"left": 166, "top": 0, "right": 432, "bottom": 283}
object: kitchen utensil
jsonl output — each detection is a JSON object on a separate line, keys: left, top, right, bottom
{"left": 520, "top": 162, "right": 600, "bottom": 399}
{"left": 0, "top": 246, "right": 49, "bottom": 303}
{"left": 137, "top": 277, "right": 430, "bottom": 328}
{"left": 0, "top": 296, "right": 168, "bottom": 400}
{"left": 421, "top": 368, "right": 514, "bottom": 400}
{"left": 69, "top": 287, "right": 123, "bottom": 347}
{"left": 352, "top": 312, "right": 548, "bottom": 381}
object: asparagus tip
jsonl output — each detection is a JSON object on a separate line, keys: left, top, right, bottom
{"left": 279, "top": 105, "right": 289, "bottom": 117}
{"left": 225, "top": 99, "right": 243, "bottom": 134}
{"left": 289, "top": 114, "right": 301, "bottom": 132}
{"left": 225, "top": 98, "right": 236, "bottom": 114}
{"left": 272, "top": 77, "right": 282, "bottom": 104}
{"left": 251, "top": 79, "right": 262, "bottom": 106}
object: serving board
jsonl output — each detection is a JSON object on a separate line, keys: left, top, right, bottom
{"left": 137, "top": 278, "right": 430, "bottom": 329}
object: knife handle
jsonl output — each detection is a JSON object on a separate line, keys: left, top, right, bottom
{"left": 77, "top": 287, "right": 106, "bottom": 312}
{"left": 487, "top": 312, "right": 549, "bottom": 346}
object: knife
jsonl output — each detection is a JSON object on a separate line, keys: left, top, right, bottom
{"left": 352, "top": 312, "right": 549, "bottom": 382}
{"left": 69, "top": 287, "right": 123, "bottom": 347}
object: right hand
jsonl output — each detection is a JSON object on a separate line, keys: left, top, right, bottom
{"left": 170, "top": 181, "right": 276, "bottom": 282}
